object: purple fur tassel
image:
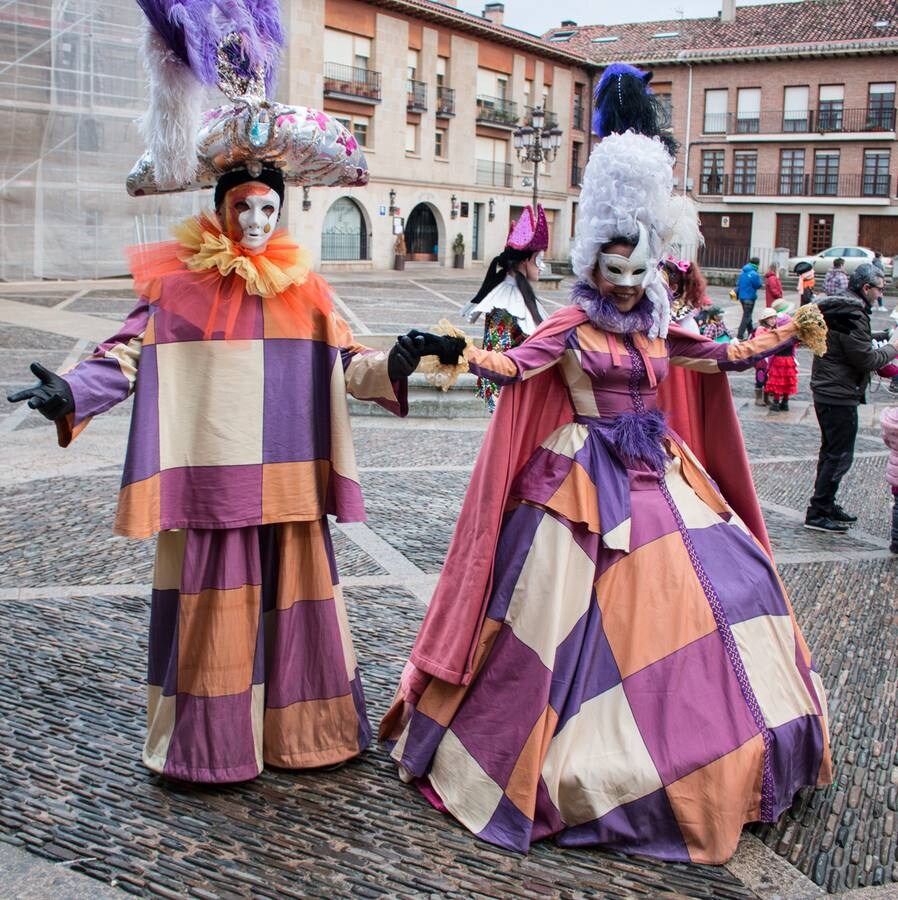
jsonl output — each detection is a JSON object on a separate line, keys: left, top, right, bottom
{"left": 607, "top": 409, "right": 669, "bottom": 473}
{"left": 571, "top": 281, "right": 654, "bottom": 335}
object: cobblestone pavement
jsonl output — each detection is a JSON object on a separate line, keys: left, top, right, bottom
{"left": 0, "top": 276, "right": 896, "bottom": 898}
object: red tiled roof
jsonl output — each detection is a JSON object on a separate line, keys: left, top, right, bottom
{"left": 544, "top": 0, "right": 898, "bottom": 64}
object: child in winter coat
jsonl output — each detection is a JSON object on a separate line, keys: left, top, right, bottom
{"left": 880, "top": 407, "right": 898, "bottom": 553}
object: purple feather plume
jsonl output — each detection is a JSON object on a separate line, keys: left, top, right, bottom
{"left": 608, "top": 410, "right": 669, "bottom": 473}
{"left": 136, "top": 0, "right": 284, "bottom": 94}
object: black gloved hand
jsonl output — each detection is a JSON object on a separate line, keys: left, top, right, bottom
{"left": 7, "top": 362, "right": 74, "bottom": 420}
{"left": 406, "top": 330, "right": 467, "bottom": 365}
{"left": 388, "top": 335, "right": 422, "bottom": 380}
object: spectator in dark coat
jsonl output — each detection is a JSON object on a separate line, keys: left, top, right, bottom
{"left": 807, "top": 263, "right": 898, "bottom": 532}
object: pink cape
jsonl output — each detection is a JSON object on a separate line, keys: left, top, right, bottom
{"left": 409, "top": 308, "right": 770, "bottom": 686}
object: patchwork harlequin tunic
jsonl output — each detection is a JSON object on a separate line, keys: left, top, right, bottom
{"left": 56, "top": 220, "right": 407, "bottom": 782}
{"left": 381, "top": 306, "right": 831, "bottom": 863}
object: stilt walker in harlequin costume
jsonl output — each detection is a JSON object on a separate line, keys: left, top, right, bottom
{"left": 7, "top": 1, "right": 446, "bottom": 782}
{"left": 380, "top": 63, "right": 833, "bottom": 863}
{"left": 461, "top": 207, "right": 549, "bottom": 413}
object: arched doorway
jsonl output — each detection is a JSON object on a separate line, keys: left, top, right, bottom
{"left": 405, "top": 204, "right": 439, "bottom": 261}
{"left": 321, "top": 197, "right": 369, "bottom": 261}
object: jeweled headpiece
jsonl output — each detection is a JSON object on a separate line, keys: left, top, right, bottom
{"left": 506, "top": 205, "right": 549, "bottom": 254}
{"left": 128, "top": 0, "right": 367, "bottom": 197}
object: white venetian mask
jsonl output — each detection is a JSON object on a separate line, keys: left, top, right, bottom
{"left": 221, "top": 184, "right": 281, "bottom": 251}
{"left": 597, "top": 222, "right": 651, "bottom": 288}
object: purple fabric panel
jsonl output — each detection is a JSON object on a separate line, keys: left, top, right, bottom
{"left": 258, "top": 524, "right": 280, "bottom": 614}
{"left": 511, "top": 447, "right": 573, "bottom": 507}
{"left": 121, "top": 344, "right": 160, "bottom": 486}
{"left": 179, "top": 526, "right": 262, "bottom": 594}
{"left": 530, "top": 777, "right": 565, "bottom": 841}
{"left": 449, "top": 626, "right": 550, "bottom": 790}
{"left": 556, "top": 788, "right": 690, "bottom": 862}
{"left": 66, "top": 361, "right": 133, "bottom": 425}
{"left": 159, "top": 465, "right": 263, "bottom": 531}
{"left": 624, "top": 631, "right": 760, "bottom": 786}
{"left": 398, "top": 709, "right": 446, "bottom": 777}
{"left": 152, "top": 281, "right": 264, "bottom": 344}
{"left": 372, "top": 377, "right": 408, "bottom": 417}
{"left": 718, "top": 339, "right": 797, "bottom": 374}
{"left": 327, "top": 471, "right": 366, "bottom": 523}
{"left": 688, "top": 524, "right": 789, "bottom": 624}
{"left": 320, "top": 519, "right": 340, "bottom": 584}
{"left": 252, "top": 595, "right": 266, "bottom": 685}
{"left": 265, "top": 599, "right": 350, "bottom": 708}
{"left": 550, "top": 597, "right": 621, "bottom": 731}
{"left": 468, "top": 329, "right": 569, "bottom": 385}
{"left": 766, "top": 715, "right": 825, "bottom": 820}
{"left": 263, "top": 339, "right": 336, "bottom": 463}
{"left": 349, "top": 670, "right": 372, "bottom": 753}
{"left": 148, "top": 588, "right": 179, "bottom": 696}
{"left": 667, "top": 332, "right": 730, "bottom": 366}
{"left": 573, "top": 432, "right": 631, "bottom": 536}
{"left": 164, "top": 689, "right": 260, "bottom": 783}
{"left": 625, "top": 469, "right": 680, "bottom": 551}
{"left": 477, "top": 794, "right": 533, "bottom": 852}
{"left": 486, "top": 503, "right": 546, "bottom": 621}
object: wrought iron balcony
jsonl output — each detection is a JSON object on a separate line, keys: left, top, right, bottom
{"left": 407, "top": 79, "right": 427, "bottom": 112}
{"left": 715, "top": 106, "right": 897, "bottom": 136}
{"left": 699, "top": 171, "right": 896, "bottom": 198}
{"left": 572, "top": 103, "right": 585, "bottom": 131}
{"left": 323, "top": 62, "right": 382, "bottom": 103}
{"left": 524, "top": 105, "right": 558, "bottom": 129}
{"left": 436, "top": 85, "right": 455, "bottom": 117}
{"left": 475, "top": 95, "right": 518, "bottom": 127}
{"left": 475, "top": 159, "right": 513, "bottom": 188}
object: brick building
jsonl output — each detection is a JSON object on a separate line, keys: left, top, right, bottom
{"left": 548, "top": 0, "right": 898, "bottom": 267}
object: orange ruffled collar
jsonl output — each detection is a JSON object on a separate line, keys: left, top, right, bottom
{"left": 171, "top": 211, "right": 311, "bottom": 299}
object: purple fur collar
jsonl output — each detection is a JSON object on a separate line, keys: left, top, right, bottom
{"left": 572, "top": 281, "right": 654, "bottom": 334}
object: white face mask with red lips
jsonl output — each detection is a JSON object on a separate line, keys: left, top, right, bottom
{"left": 220, "top": 183, "right": 281, "bottom": 252}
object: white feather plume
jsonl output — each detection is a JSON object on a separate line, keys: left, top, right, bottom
{"left": 137, "top": 25, "right": 205, "bottom": 189}
{"left": 571, "top": 131, "right": 702, "bottom": 339}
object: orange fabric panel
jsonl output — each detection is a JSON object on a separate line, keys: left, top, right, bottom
{"left": 505, "top": 705, "right": 559, "bottom": 817}
{"left": 273, "top": 519, "right": 335, "bottom": 606}
{"left": 596, "top": 532, "right": 718, "bottom": 679}
{"left": 262, "top": 460, "right": 331, "bottom": 525}
{"left": 264, "top": 693, "right": 360, "bottom": 767}
{"left": 665, "top": 734, "right": 764, "bottom": 864}
{"left": 177, "top": 585, "right": 261, "bottom": 697}
{"left": 546, "top": 461, "right": 601, "bottom": 532}
{"left": 113, "top": 474, "right": 160, "bottom": 538}
{"left": 324, "top": 0, "right": 375, "bottom": 37}
{"left": 667, "top": 442, "right": 730, "bottom": 517}
{"left": 575, "top": 325, "right": 610, "bottom": 353}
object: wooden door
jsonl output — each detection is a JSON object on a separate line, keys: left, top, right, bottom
{"left": 775, "top": 213, "right": 800, "bottom": 256}
{"left": 697, "top": 212, "right": 753, "bottom": 268}
{"left": 858, "top": 215, "right": 898, "bottom": 256}
{"left": 807, "top": 214, "right": 833, "bottom": 255}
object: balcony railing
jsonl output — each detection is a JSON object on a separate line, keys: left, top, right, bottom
{"left": 717, "top": 106, "right": 897, "bottom": 135}
{"left": 436, "top": 85, "right": 455, "bottom": 117}
{"left": 475, "top": 159, "right": 513, "bottom": 188}
{"left": 476, "top": 95, "right": 518, "bottom": 127}
{"left": 699, "top": 171, "right": 896, "bottom": 198}
{"left": 573, "top": 103, "right": 585, "bottom": 131}
{"left": 571, "top": 165, "right": 583, "bottom": 187}
{"left": 524, "top": 105, "right": 558, "bottom": 129}
{"left": 323, "top": 62, "right": 381, "bottom": 102}
{"left": 407, "top": 79, "right": 427, "bottom": 112}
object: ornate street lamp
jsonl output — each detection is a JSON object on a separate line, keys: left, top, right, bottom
{"left": 513, "top": 107, "right": 562, "bottom": 210}
{"left": 450, "top": 193, "right": 459, "bottom": 219}
{"left": 388, "top": 188, "right": 397, "bottom": 216}
{"left": 488, "top": 197, "right": 495, "bottom": 222}
{"left": 302, "top": 186, "right": 311, "bottom": 211}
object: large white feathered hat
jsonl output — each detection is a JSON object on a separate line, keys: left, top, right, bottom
{"left": 571, "top": 63, "right": 701, "bottom": 339}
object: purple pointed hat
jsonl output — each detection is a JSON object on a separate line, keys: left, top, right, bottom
{"left": 506, "top": 204, "right": 549, "bottom": 253}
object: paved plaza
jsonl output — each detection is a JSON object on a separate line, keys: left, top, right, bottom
{"left": 0, "top": 272, "right": 896, "bottom": 899}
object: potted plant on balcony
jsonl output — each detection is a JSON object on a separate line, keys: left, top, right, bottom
{"left": 394, "top": 233, "right": 407, "bottom": 271}
{"left": 452, "top": 233, "right": 465, "bottom": 269}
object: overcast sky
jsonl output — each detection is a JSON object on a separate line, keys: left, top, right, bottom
{"left": 456, "top": 0, "right": 799, "bottom": 35}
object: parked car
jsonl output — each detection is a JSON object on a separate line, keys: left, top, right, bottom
{"left": 787, "top": 246, "right": 893, "bottom": 277}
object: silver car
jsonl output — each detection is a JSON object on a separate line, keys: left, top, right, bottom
{"left": 788, "top": 246, "right": 893, "bottom": 277}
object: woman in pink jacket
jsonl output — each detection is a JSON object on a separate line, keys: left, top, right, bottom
{"left": 881, "top": 407, "right": 898, "bottom": 554}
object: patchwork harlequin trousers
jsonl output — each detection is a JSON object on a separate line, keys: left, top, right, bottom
{"left": 143, "top": 519, "right": 370, "bottom": 782}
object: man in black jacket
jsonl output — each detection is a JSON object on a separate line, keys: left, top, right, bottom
{"left": 807, "top": 263, "right": 898, "bottom": 532}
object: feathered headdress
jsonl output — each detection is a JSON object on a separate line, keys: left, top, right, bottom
{"left": 129, "top": 0, "right": 368, "bottom": 196}
{"left": 572, "top": 63, "right": 700, "bottom": 339}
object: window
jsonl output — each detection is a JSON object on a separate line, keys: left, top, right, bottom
{"left": 405, "top": 122, "right": 419, "bottom": 155}
{"left": 435, "top": 128, "right": 446, "bottom": 158}
{"left": 817, "top": 85, "right": 844, "bottom": 131}
{"left": 783, "top": 86, "right": 809, "bottom": 132}
{"left": 407, "top": 49, "right": 419, "bottom": 80}
{"left": 736, "top": 88, "right": 761, "bottom": 133}
{"left": 324, "top": 29, "right": 371, "bottom": 70}
{"left": 571, "top": 141, "right": 582, "bottom": 186}
{"left": 476, "top": 136, "right": 511, "bottom": 187}
{"left": 863, "top": 150, "right": 890, "bottom": 196}
{"left": 704, "top": 89, "right": 727, "bottom": 134}
{"left": 333, "top": 114, "right": 370, "bottom": 147}
{"left": 654, "top": 85, "right": 672, "bottom": 125}
{"left": 436, "top": 56, "right": 447, "bottom": 89}
{"left": 779, "top": 149, "right": 805, "bottom": 195}
{"left": 701, "top": 149, "right": 725, "bottom": 194}
{"left": 813, "top": 150, "right": 840, "bottom": 196}
{"left": 497, "top": 77, "right": 508, "bottom": 100}
{"left": 573, "top": 83, "right": 584, "bottom": 130}
{"left": 868, "top": 83, "right": 896, "bottom": 130}
{"left": 549, "top": 30, "right": 575, "bottom": 41}
{"left": 733, "top": 150, "right": 757, "bottom": 195}
{"left": 524, "top": 79, "right": 533, "bottom": 104}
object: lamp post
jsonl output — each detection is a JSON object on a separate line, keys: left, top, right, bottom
{"left": 513, "top": 107, "right": 562, "bottom": 210}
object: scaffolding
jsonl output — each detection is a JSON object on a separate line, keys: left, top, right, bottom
{"left": 0, "top": 0, "right": 201, "bottom": 280}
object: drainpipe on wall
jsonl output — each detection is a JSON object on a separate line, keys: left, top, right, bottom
{"left": 682, "top": 61, "right": 693, "bottom": 197}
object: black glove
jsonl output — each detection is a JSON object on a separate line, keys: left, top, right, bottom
{"left": 406, "top": 330, "right": 467, "bottom": 365}
{"left": 388, "top": 335, "right": 422, "bottom": 380}
{"left": 7, "top": 362, "right": 74, "bottom": 420}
